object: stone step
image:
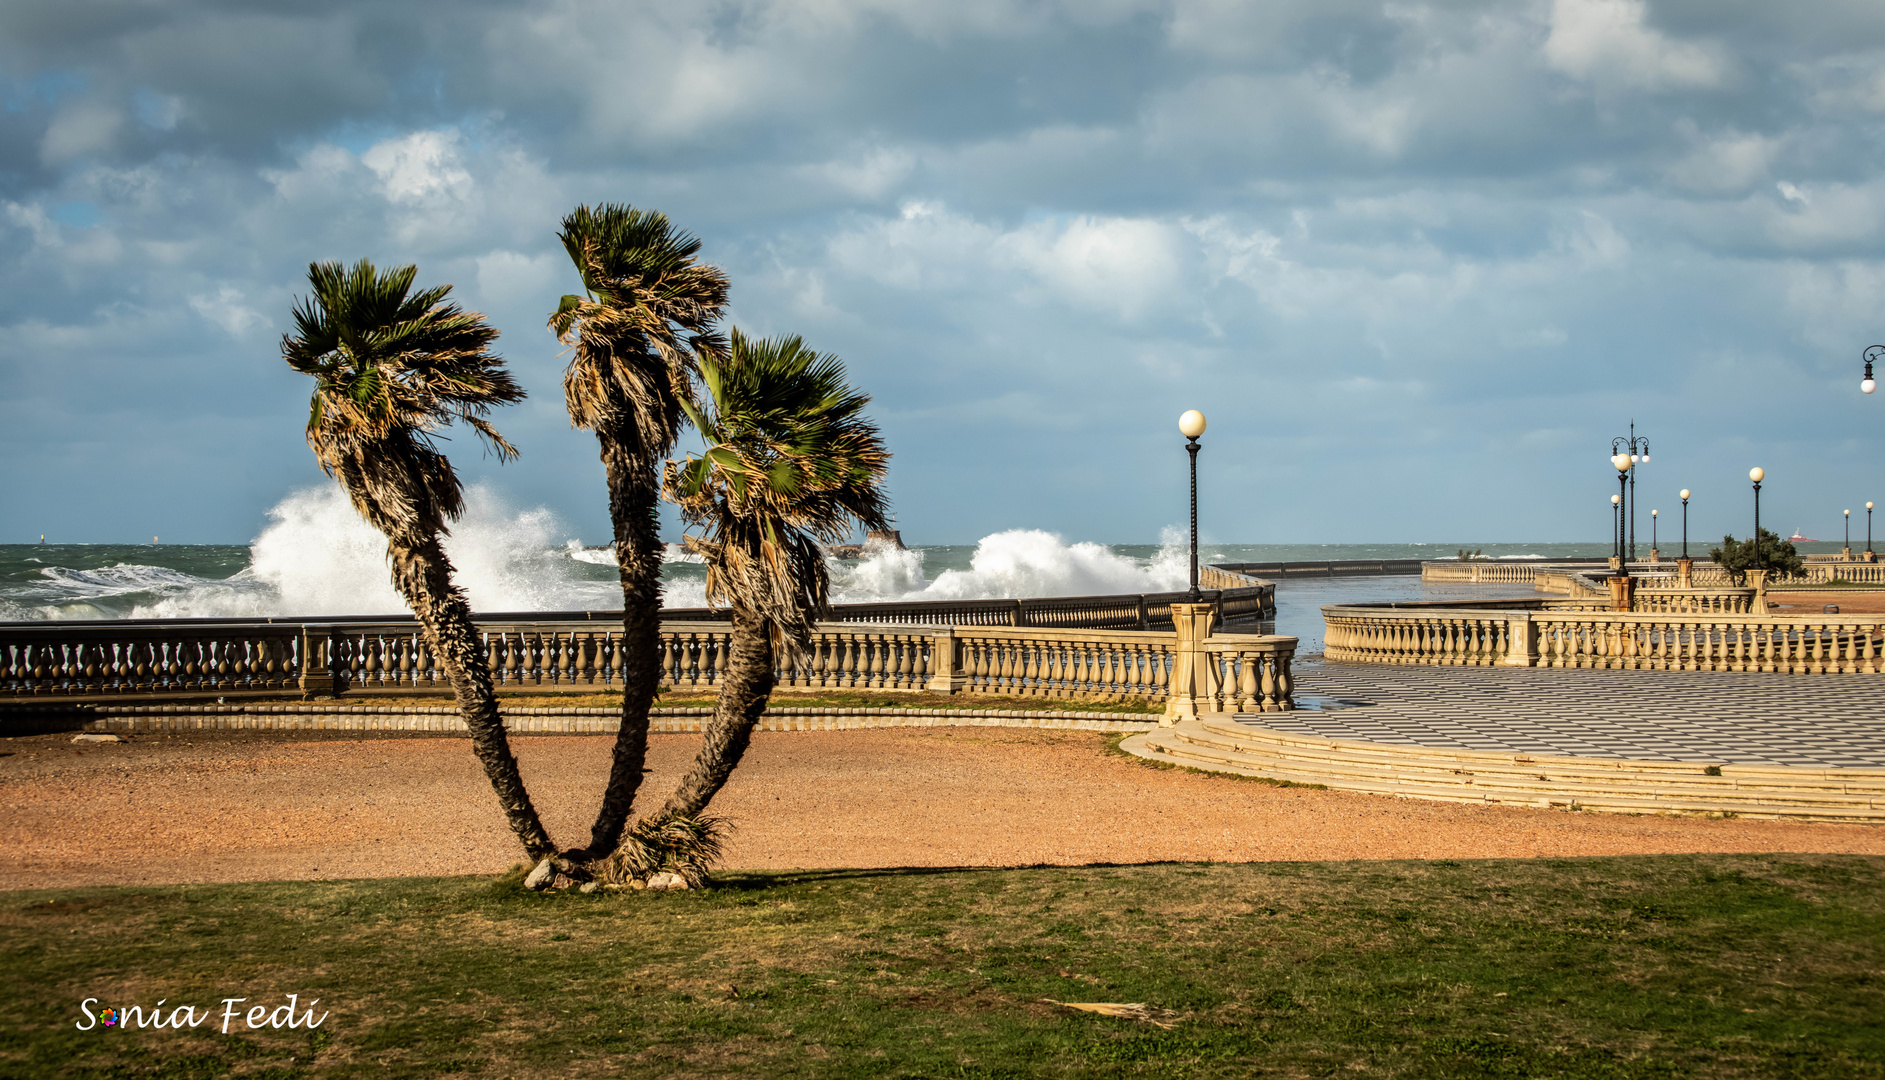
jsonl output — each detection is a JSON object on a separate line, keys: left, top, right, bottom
{"left": 1187, "top": 720, "right": 1885, "bottom": 793}
{"left": 1121, "top": 722, "right": 1885, "bottom": 823}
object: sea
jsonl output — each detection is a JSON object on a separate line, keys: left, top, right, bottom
{"left": 9, "top": 484, "right": 1854, "bottom": 653}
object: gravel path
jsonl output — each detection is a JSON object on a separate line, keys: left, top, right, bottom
{"left": 2, "top": 727, "right": 1877, "bottom": 890}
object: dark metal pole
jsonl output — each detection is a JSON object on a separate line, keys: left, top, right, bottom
{"left": 1615, "top": 478, "right": 1629, "bottom": 577}
{"left": 1187, "top": 436, "right": 1201, "bottom": 602}
{"left": 1869, "top": 503, "right": 1875, "bottom": 555}
{"left": 1753, "top": 479, "right": 1763, "bottom": 571}
{"left": 1652, "top": 511, "right": 1658, "bottom": 552}
{"left": 1682, "top": 495, "right": 1689, "bottom": 559}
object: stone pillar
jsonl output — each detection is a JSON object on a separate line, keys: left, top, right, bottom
{"left": 1843, "top": 547, "right": 1853, "bottom": 562}
{"left": 1608, "top": 556, "right": 1622, "bottom": 571}
{"left": 1502, "top": 613, "right": 1538, "bottom": 667}
{"left": 925, "top": 628, "right": 966, "bottom": 694}
{"left": 1676, "top": 557, "right": 1693, "bottom": 588}
{"left": 298, "top": 625, "right": 337, "bottom": 697}
{"left": 1649, "top": 548, "right": 1660, "bottom": 564}
{"left": 1607, "top": 576, "right": 1635, "bottom": 613}
{"left": 1746, "top": 569, "right": 1769, "bottom": 615}
{"left": 1162, "top": 602, "right": 1217, "bottom": 725}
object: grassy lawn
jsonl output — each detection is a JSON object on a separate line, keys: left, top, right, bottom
{"left": 5, "top": 855, "right": 1881, "bottom": 1078}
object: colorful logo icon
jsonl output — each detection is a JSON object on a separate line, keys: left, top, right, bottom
{"left": 100, "top": 1008, "right": 119, "bottom": 1027}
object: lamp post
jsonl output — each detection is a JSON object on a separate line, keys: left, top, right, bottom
{"left": 1611, "top": 494, "right": 1622, "bottom": 565}
{"left": 1680, "top": 489, "right": 1691, "bottom": 558}
{"left": 1869, "top": 501, "right": 1876, "bottom": 561}
{"left": 1651, "top": 508, "right": 1659, "bottom": 557}
{"left": 1179, "top": 409, "right": 1206, "bottom": 602}
{"left": 1864, "top": 345, "right": 1882, "bottom": 394}
{"left": 1611, "top": 422, "right": 1649, "bottom": 559}
{"left": 1750, "top": 467, "right": 1765, "bottom": 571}
{"left": 1611, "top": 452, "right": 1632, "bottom": 576}
{"left": 1678, "top": 489, "right": 1694, "bottom": 587}
{"left": 1846, "top": 509, "right": 1853, "bottom": 560}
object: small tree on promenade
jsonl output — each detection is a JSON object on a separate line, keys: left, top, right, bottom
{"left": 283, "top": 259, "right": 555, "bottom": 861}
{"left": 609, "top": 330, "right": 890, "bottom": 887}
{"left": 1709, "top": 528, "right": 1805, "bottom": 585}
{"left": 549, "top": 204, "right": 729, "bottom": 865}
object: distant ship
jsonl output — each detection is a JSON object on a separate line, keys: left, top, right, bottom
{"left": 1787, "top": 528, "right": 1820, "bottom": 543}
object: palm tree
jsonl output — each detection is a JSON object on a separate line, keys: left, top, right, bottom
{"left": 549, "top": 204, "right": 729, "bottom": 862}
{"left": 629, "top": 330, "right": 889, "bottom": 880}
{"left": 283, "top": 259, "right": 555, "bottom": 861}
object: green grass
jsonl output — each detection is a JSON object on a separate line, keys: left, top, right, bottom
{"left": 5, "top": 855, "right": 1881, "bottom": 1078}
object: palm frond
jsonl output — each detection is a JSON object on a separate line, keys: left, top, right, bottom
{"left": 664, "top": 328, "right": 892, "bottom": 656}
{"left": 602, "top": 814, "right": 729, "bottom": 888}
{"left": 280, "top": 259, "right": 518, "bottom": 541}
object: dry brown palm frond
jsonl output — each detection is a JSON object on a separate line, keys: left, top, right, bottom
{"left": 601, "top": 814, "right": 729, "bottom": 888}
{"left": 1042, "top": 1001, "right": 1185, "bottom": 1028}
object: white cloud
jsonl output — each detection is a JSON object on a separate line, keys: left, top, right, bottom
{"left": 1665, "top": 124, "right": 1779, "bottom": 193}
{"left": 189, "top": 286, "right": 267, "bottom": 337}
{"left": 1545, "top": 0, "right": 1728, "bottom": 92}
{"left": 40, "top": 101, "right": 124, "bottom": 165}
{"left": 361, "top": 130, "right": 474, "bottom": 206}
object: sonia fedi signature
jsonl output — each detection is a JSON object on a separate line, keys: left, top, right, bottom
{"left": 75, "top": 995, "right": 328, "bottom": 1033}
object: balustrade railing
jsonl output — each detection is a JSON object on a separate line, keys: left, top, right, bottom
{"left": 2, "top": 615, "right": 1299, "bottom": 707}
{"left": 1323, "top": 602, "right": 1885, "bottom": 674}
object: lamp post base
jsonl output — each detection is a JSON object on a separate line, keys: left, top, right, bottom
{"left": 1843, "top": 547, "right": 1854, "bottom": 562}
{"left": 1676, "top": 557, "right": 1693, "bottom": 588}
{"left": 1649, "top": 548, "right": 1660, "bottom": 564}
{"left": 1607, "top": 575, "right": 1635, "bottom": 613}
{"left": 1607, "top": 556, "right": 1622, "bottom": 571}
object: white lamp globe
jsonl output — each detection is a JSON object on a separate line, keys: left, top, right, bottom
{"left": 1749, "top": 467, "right": 1765, "bottom": 483}
{"left": 1612, "top": 494, "right": 1621, "bottom": 505}
{"left": 1864, "top": 377, "right": 1877, "bottom": 394}
{"left": 1680, "top": 489, "right": 1691, "bottom": 500}
{"left": 1178, "top": 410, "right": 1207, "bottom": 439}
{"left": 1641, "top": 453, "right": 1649, "bottom": 462}
{"left": 1630, "top": 453, "right": 1640, "bottom": 462}
{"left": 1652, "top": 509, "right": 1658, "bottom": 517}
{"left": 1870, "top": 502, "right": 1876, "bottom": 511}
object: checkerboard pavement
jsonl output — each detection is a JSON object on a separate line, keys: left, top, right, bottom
{"left": 1237, "top": 662, "right": 1885, "bottom": 768}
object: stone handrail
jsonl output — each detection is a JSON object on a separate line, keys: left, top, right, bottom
{"left": 1628, "top": 589, "right": 1757, "bottom": 615}
{"left": 1323, "top": 601, "right": 1885, "bottom": 673}
{"left": 2, "top": 614, "right": 1298, "bottom": 708}
{"left": 1212, "top": 559, "right": 1428, "bottom": 578}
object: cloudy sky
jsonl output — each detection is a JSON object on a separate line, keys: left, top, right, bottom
{"left": 4, "top": 0, "right": 1883, "bottom": 546}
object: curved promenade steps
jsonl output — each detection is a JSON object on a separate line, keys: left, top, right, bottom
{"left": 1122, "top": 718, "right": 1885, "bottom": 823}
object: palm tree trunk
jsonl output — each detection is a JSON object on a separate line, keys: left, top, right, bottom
{"left": 656, "top": 609, "right": 774, "bottom": 821}
{"left": 388, "top": 534, "right": 557, "bottom": 860}
{"left": 579, "top": 434, "right": 667, "bottom": 858}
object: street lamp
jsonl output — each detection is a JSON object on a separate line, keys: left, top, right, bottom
{"left": 1846, "top": 508, "right": 1853, "bottom": 559}
{"left": 1179, "top": 409, "right": 1206, "bottom": 602}
{"left": 1611, "top": 422, "right": 1649, "bottom": 559}
{"left": 1611, "top": 494, "right": 1622, "bottom": 567}
{"left": 1611, "top": 453, "right": 1633, "bottom": 575}
{"left": 1680, "top": 489, "right": 1691, "bottom": 559}
{"left": 1864, "top": 346, "right": 1882, "bottom": 394}
{"left": 1869, "top": 501, "right": 1876, "bottom": 560}
{"left": 1750, "top": 467, "right": 1765, "bottom": 571}
{"left": 1651, "top": 508, "right": 1659, "bottom": 556}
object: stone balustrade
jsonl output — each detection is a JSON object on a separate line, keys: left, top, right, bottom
{"left": 2, "top": 614, "right": 1297, "bottom": 708}
{"left": 1323, "top": 601, "right": 1885, "bottom": 674}
{"left": 1625, "top": 589, "right": 1757, "bottom": 615}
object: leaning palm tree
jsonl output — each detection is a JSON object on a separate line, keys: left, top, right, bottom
{"left": 548, "top": 204, "right": 728, "bottom": 862}
{"left": 621, "top": 330, "right": 889, "bottom": 883}
{"left": 283, "top": 259, "right": 555, "bottom": 861}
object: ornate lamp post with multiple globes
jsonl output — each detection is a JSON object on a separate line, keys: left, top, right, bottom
{"left": 1611, "top": 422, "right": 1649, "bottom": 559}
{"left": 1179, "top": 409, "right": 1206, "bottom": 602}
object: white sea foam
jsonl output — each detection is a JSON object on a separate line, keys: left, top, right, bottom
{"left": 2, "top": 487, "right": 1199, "bottom": 620}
